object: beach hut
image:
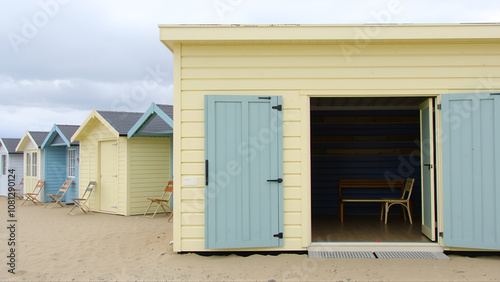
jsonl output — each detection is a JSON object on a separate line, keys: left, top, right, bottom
{"left": 41, "top": 124, "right": 80, "bottom": 203}
{"left": 159, "top": 24, "right": 500, "bottom": 253}
{"left": 15, "top": 131, "right": 49, "bottom": 200}
{"left": 0, "top": 138, "right": 24, "bottom": 197}
{"left": 71, "top": 108, "right": 173, "bottom": 216}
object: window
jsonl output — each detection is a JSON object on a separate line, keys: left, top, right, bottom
{"left": 1, "top": 155, "right": 6, "bottom": 175}
{"left": 68, "top": 149, "right": 76, "bottom": 178}
{"left": 26, "top": 153, "right": 31, "bottom": 176}
{"left": 32, "top": 152, "right": 37, "bottom": 177}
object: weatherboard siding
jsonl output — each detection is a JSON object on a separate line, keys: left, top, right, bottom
{"left": 175, "top": 41, "right": 500, "bottom": 252}
{"left": 118, "top": 136, "right": 128, "bottom": 215}
{"left": 128, "top": 137, "right": 171, "bottom": 215}
{"left": 0, "top": 153, "right": 23, "bottom": 197}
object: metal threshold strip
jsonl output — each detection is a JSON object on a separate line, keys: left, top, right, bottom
{"left": 308, "top": 250, "right": 449, "bottom": 259}
{"left": 308, "top": 243, "right": 449, "bottom": 259}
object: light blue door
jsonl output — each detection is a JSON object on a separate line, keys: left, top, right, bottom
{"left": 205, "top": 95, "right": 284, "bottom": 249}
{"left": 420, "top": 99, "right": 436, "bottom": 241}
{"left": 442, "top": 92, "right": 500, "bottom": 250}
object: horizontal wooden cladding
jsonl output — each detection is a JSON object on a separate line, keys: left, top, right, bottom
{"left": 182, "top": 55, "right": 500, "bottom": 68}
{"left": 312, "top": 135, "right": 419, "bottom": 143}
{"left": 182, "top": 43, "right": 500, "bottom": 57}
{"left": 181, "top": 78, "right": 498, "bottom": 91}
{"left": 312, "top": 148, "right": 420, "bottom": 156}
{"left": 182, "top": 66, "right": 500, "bottom": 79}
{"left": 311, "top": 116, "right": 419, "bottom": 124}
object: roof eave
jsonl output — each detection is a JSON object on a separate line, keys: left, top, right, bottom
{"left": 41, "top": 124, "right": 72, "bottom": 149}
{"left": 127, "top": 102, "right": 174, "bottom": 138}
{"left": 15, "top": 131, "right": 38, "bottom": 152}
{"left": 71, "top": 110, "right": 119, "bottom": 142}
{"left": 159, "top": 23, "right": 500, "bottom": 51}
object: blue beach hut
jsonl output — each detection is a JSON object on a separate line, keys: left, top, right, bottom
{"left": 41, "top": 124, "right": 80, "bottom": 203}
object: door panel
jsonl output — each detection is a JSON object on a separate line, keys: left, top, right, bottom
{"left": 205, "top": 95, "right": 283, "bottom": 249}
{"left": 420, "top": 99, "right": 436, "bottom": 241}
{"left": 100, "top": 141, "right": 118, "bottom": 212}
{"left": 24, "top": 150, "right": 40, "bottom": 199}
{"left": 442, "top": 92, "right": 500, "bottom": 250}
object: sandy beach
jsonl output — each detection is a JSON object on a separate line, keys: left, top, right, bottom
{"left": 1, "top": 197, "right": 499, "bottom": 281}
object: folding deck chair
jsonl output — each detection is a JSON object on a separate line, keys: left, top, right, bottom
{"left": 143, "top": 181, "right": 173, "bottom": 221}
{"left": 68, "top": 181, "right": 96, "bottom": 215}
{"left": 45, "top": 180, "right": 74, "bottom": 208}
{"left": 21, "top": 180, "right": 45, "bottom": 205}
{"left": 13, "top": 178, "right": 24, "bottom": 200}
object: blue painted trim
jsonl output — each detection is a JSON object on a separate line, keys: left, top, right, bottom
{"left": 41, "top": 124, "right": 71, "bottom": 149}
{"left": 127, "top": 102, "right": 174, "bottom": 138}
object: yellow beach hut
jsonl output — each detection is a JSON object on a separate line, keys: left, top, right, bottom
{"left": 159, "top": 24, "right": 500, "bottom": 253}
{"left": 15, "top": 131, "right": 49, "bottom": 200}
{"left": 71, "top": 108, "right": 173, "bottom": 216}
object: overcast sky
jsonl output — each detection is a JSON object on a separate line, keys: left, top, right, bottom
{"left": 1, "top": 0, "right": 500, "bottom": 138}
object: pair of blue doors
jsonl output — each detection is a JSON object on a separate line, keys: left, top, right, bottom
{"left": 205, "top": 94, "right": 500, "bottom": 251}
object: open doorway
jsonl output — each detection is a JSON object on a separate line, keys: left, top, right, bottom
{"left": 310, "top": 97, "right": 437, "bottom": 243}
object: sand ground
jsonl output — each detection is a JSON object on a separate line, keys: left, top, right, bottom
{"left": 0, "top": 197, "right": 499, "bottom": 281}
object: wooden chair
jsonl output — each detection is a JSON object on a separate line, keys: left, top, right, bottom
{"left": 381, "top": 178, "right": 415, "bottom": 224}
{"left": 21, "top": 180, "right": 45, "bottom": 205}
{"left": 13, "top": 178, "right": 24, "bottom": 200}
{"left": 68, "top": 181, "right": 96, "bottom": 215}
{"left": 144, "top": 181, "right": 173, "bottom": 221}
{"left": 45, "top": 180, "right": 74, "bottom": 208}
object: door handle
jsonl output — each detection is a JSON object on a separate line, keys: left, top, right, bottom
{"left": 267, "top": 178, "right": 283, "bottom": 183}
{"left": 205, "top": 160, "right": 209, "bottom": 185}
{"left": 423, "top": 164, "right": 433, "bottom": 169}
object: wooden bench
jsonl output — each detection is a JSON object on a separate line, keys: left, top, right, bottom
{"left": 339, "top": 179, "right": 405, "bottom": 222}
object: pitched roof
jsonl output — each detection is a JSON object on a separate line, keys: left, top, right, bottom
{"left": 29, "top": 131, "right": 50, "bottom": 147}
{"left": 127, "top": 103, "right": 174, "bottom": 138}
{"left": 157, "top": 104, "right": 174, "bottom": 120}
{"left": 0, "top": 138, "right": 22, "bottom": 154}
{"left": 57, "top": 125, "right": 80, "bottom": 145}
{"left": 96, "top": 111, "right": 144, "bottom": 136}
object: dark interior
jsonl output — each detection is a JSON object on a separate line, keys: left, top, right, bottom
{"left": 310, "top": 97, "right": 432, "bottom": 242}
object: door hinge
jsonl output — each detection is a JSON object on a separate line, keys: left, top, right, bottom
{"left": 439, "top": 232, "right": 444, "bottom": 238}
{"left": 272, "top": 105, "right": 282, "bottom": 111}
{"left": 273, "top": 232, "right": 283, "bottom": 239}
{"left": 258, "top": 96, "right": 271, "bottom": 100}
{"left": 437, "top": 104, "right": 442, "bottom": 110}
